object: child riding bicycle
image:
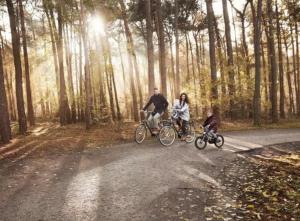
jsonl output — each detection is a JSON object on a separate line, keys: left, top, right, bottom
{"left": 203, "top": 108, "right": 218, "bottom": 140}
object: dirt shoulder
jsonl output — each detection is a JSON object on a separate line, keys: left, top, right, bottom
{"left": 205, "top": 142, "right": 300, "bottom": 221}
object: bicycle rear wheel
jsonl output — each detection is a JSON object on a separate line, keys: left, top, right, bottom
{"left": 135, "top": 124, "right": 147, "bottom": 144}
{"left": 185, "top": 122, "right": 196, "bottom": 143}
{"left": 214, "top": 135, "right": 224, "bottom": 148}
{"left": 159, "top": 126, "right": 176, "bottom": 146}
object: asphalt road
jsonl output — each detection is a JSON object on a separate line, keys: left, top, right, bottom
{"left": 0, "top": 128, "right": 299, "bottom": 221}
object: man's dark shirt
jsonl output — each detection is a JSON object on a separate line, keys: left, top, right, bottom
{"left": 143, "top": 94, "right": 169, "bottom": 114}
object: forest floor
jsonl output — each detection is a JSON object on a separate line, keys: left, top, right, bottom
{"left": 0, "top": 122, "right": 299, "bottom": 221}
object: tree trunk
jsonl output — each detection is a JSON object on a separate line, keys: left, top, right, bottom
{"left": 0, "top": 34, "right": 11, "bottom": 143}
{"left": 6, "top": 0, "right": 27, "bottom": 134}
{"left": 155, "top": 0, "right": 167, "bottom": 97}
{"left": 105, "top": 34, "right": 121, "bottom": 120}
{"left": 290, "top": 24, "right": 298, "bottom": 115}
{"left": 174, "top": 0, "right": 180, "bottom": 96}
{"left": 57, "top": 1, "right": 71, "bottom": 125}
{"left": 64, "top": 25, "right": 76, "bottom": 123}
{"left": 283, "top": 31, "right": 295, "bottom": 115}
{"left": 145, "top": 0, "right": 155, "bottom": 97}
{"left": 185, "top": 32, "right": 190, "bottom": 81}
{"left": 18, "top": 0, "right": 35, "bottom": 126}
{"left": 295, "top": 23, "right": 300, "bottom": 116}
{"left": 251, "top": 0, "right": 263, "bottom": 126}
{"left": 222, "top": 0, "right": 236, "bottom": 119}
{"left": 119, "top": 0, "right": 139, "bottom": 121}
{"left": 80, "top": 0, "right": 92, "bottom": 128}
{"left": 119, "top": 0, "right": 143, "bottom": 114}
{"left": 266, "top": 0, "right": 278, "bottom": 123}
{"left": 205, "top": 0, "right": 219, "bottom": 118}
{"left": 275, "top": 1, "right": 285, "bottom": 118}
{"left": 188, "top": 37, "right": 199, "bottom": 116}
{"left": 214, "top": 17, "right": 226, "bottom": 115}
{"left": 117, "top": 40, "right": 129, "bottom": 119}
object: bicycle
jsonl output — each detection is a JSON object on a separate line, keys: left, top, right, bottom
{"left": 194, "top": 126, "right": 224, "bottom": 150}
{"left": 158, "top": 109, "right": 196, "bottom": 146}
{"left": 135, "top": 111, "right": 162, "bottom": 144}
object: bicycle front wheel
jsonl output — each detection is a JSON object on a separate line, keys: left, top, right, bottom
{"left": 159, "top": 126, "right": 176, "bottom": 146}
{"left": 135, "top": 124, "right": 147, "bottom": 144}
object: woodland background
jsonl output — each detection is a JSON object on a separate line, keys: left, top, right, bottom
{"left": 0, "top": 0, "right": 300, "bottom": 144}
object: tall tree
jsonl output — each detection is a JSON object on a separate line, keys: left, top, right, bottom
{"left": 56, "top": 0, "right": 71, "bottom": 125}
{"left": 205, "top": 0, "right": 219, "bottom": 118}
{"left": 6, "top": 0, "right": 27, "bottom": 134}
{"left": 18, "top": 0, "right": 35, "bottom": 126}
{"left": 145, "top": 0, "right": 155, "bottom": 96}
{"left": 251, "top": 0, "right": 263, "bottom": 126}
{"left": 174, "top": 0, "right": 180, "bottom": 96}
{"left": 222, "top": 0, "right": 236, "bottom": 119}
{"left": 156, "top": 0, "right": 167, "bottom": 97}
{"left": 0, "top": 32, "right": 11, "bottom": 144}
{"left": 266, "top": 0, "right": 279, "bottom": 123}
{"left": 119, "top": 0, "right": 143, "bottom": 110}
{"left": 80, "top": 0, "right": 92, "bottom": 128}
{"left": 119, "top": 0, "right": 139, "bottom": 121}
{"left": 275, "top": 1, "right": 285, "bottom": 118}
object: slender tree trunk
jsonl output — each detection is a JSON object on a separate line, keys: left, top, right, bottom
{"left": 117, "top": 40, "right": 129, "bottom": 118}
{"left": 283, "top": 32, "right": 295, "bottom": 115}
{"left": 80, "top": 0, "right": 92, "bottom": 128}
{"left": 206, "top": 0, "right": 219, "bottom": 118}
{"left": 57, "top": 1, "right": 71, "bottom": 125}
{"left": 145, "top": 0, "right": 155, "bottom": 97}
{"left": 185, "top": 32, "right": 190, "bottom": 81}
{"left": 251, "top": 0, "right": 263, "bottom": 126}
{"left": 168, "top": 34, "right": 176, "bottom": 100}
{"left": 290, "top": 24, "right": 298, "bottom": 115}
{"left": 156, "top": 0, "right": 167, "bottom": 97}
{"left": 261, "top": 39, "right": 269, "bottom": 114}
{"left": 0, "top": 34, "right": 11, "bottom": 143}
{"left": 222, "top": 0, "right": 236, "bottom": 119}
{"left": 105, "top": 33, "right": 121, "bottom": 120}
{"left": 188, "top": 37, "right": 199, "bottom": 116}
{"left": 266, "top": 0, "right": 278, "bottom": 123}
{"left": 275, "top": 1, "right": 285, "bottom": 118}
{"left": 174, "top": 0, "right": 180, "bottom": 96}
{"left": 119, "top": 0, "right": 143, "bottom": 112}
{"left": 295, "top": 23, "right": 300, "bottom": 116}
{"left": 6, "top": 0, "right": 27, "bottom": 134}
{"left": 18, "top": 0, "right": 35, "bottom": 126}
{"left": 194, "top": 33, "right": 206, "bottom": 114}
{"left": 214, "top": 18, "right": 226, "bottom": 114}
{"left": 64, "top": 25, "right": 76, "bottom": 123}
{"left": 44, "top": 4, "right": 59, "bottom": 99}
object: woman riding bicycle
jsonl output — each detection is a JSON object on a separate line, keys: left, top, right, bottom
{"left": 172, "top": 93, "right": 190, "bottom": 141}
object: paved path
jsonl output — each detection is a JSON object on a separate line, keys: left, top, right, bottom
{"left": 0, "top": 128, "right": 299, "bottom": 221}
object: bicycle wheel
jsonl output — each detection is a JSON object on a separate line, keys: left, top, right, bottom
{"left": 214, "top": 135, "right": 224, "bottom": 148}
{"left": 185, "top": 123, "right": 196, "bottom": 143}
{"left": 135, "top": 124, "right": 147, "bottom": 144}
{"left": 195, "top": 135, "right": 207, "bottom": 150}
{"left": 159, "top": 126, "right": 176, "bottom": 146}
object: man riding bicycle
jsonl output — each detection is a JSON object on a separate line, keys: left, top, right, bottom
{"left": 142, "top": 88, "right": 168, "bottom": 133}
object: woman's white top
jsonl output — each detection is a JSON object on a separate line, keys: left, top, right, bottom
{"left": 173, "top": 99, "right": 190, "bottom": 121}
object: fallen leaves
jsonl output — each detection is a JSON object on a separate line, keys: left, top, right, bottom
{"left": 204, "top": 144, "right": 300, "bottom": 221}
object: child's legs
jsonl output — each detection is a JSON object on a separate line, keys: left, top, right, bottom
{"left": 208, "top": 129, "right": 217, "bottom": 138}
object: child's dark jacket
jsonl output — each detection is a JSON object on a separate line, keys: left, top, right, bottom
{"left": 203, "top": 115, "right": 218, "bottom": 132}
